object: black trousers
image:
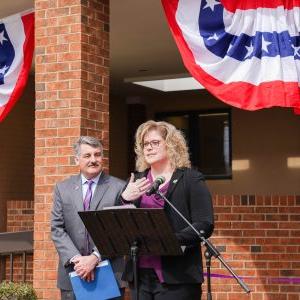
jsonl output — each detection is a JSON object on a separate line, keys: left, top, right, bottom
{"left": 130, "top": 269, "right": 202, "bottom": 300}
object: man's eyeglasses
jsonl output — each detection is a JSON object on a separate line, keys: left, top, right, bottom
{"left": 142, "top": 140, "right": 161, "bottom": 149}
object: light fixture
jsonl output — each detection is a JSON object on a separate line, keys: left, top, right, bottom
{"left": 232, "top": 160, "right": 250, "bottom": 171}
{"left": 287, "top": 157, "right": 300, "bottom": 168}
{"left": 125, "top": 74, "right": 204, "bottom": 92}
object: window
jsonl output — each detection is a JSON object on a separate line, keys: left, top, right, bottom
{"left": 156, "top": 109, "right": 232, "bottom": 179}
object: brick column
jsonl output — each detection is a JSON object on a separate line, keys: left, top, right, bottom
{"left": 34, "top": 1, "right": 109, "bottom": 298}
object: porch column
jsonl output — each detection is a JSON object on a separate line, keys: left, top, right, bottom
{"left": 34, "top": 0, "right": 110, "bottom": 298}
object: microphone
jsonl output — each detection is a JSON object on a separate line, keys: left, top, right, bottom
{"left": 146, "top": 176, "right": 166, "bottom": 196}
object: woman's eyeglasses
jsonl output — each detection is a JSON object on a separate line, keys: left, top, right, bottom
{"left": 142, "top": 140, "right": 161, "bottom": 149}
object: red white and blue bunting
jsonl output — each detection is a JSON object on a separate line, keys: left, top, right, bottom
{"left": 0, "top": 10, "right": 34, "bottom": 122}
{"left": 162, "top": 0, "right": 300, "bottom": 112}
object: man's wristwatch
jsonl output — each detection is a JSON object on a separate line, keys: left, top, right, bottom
{"left": 91, "top": 251, "right": 101, "bottom": 263}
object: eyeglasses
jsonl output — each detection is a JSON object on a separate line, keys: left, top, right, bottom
{"left": 142, "top": 140, "right": 161, "bottom": 149}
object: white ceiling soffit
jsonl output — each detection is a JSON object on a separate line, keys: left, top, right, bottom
{"left": 131, "top": 77, "right": 204, "bottom": 92}
{"left": 0, "top": 1, "right": 33, "bottom": 19}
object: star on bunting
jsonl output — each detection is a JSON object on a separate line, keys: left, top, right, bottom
{"left": 207, "top": 33, "right": 219, "bottom": 41}
{"left": 203, "top": 0, "right": 220, "bottom": 11}
{"left": 262, "top": 36, "right": 272, "bottom": 53}
{"left": 0, "top": 31, "right": 8, "bottom": 45}
{"left": 291, "top": 44, "right": 300, "bottom": 57}
{"left": 245, "top": 43, "right": 254, "bottom": 59}
{"left": 0, "top": 65, "right": 9, "bottom": 75}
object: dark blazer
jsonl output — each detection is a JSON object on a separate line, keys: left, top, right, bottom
{"left": 51, "top": 172, "right": 126, "bottom": 290}
{"left": 120, "top": 167, "right": 214, "bottom": 284}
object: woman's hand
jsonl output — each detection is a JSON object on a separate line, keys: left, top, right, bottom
{"left": 121, "top": 173, "right": 151, "bottom": 201}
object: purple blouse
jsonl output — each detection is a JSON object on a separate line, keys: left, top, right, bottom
{"left": 138, "top": 172, "right": 170, "bottom": 282}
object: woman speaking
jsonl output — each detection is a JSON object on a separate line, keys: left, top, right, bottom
{"left": 120, "top": 120, "right": 214, "bottom": 300}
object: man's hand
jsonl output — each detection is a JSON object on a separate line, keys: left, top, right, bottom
{"left": 73, "top": 254, "right": 99, "bottom": 281}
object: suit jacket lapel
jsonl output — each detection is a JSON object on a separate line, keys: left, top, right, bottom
{"left": 90, "top": 172, "right": 110, "bottom": 210}
{"left": 165, "top": 168, "right": 184, "bottom": 199}
{"left": 71, "top": 174, "right": 84, "bottom": 212}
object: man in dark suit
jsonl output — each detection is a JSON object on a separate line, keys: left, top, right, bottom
{"left": 51, "top": 136, "right": 126, "bottom": 300}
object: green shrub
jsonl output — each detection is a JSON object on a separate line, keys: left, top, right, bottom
{"left": 0, "top": 282, "right": 37, "bottom": 300}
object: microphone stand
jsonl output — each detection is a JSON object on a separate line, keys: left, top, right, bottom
{"left": 130, "top": 240, "right": 139, "bottom": 300}
{"left": 155, "top": 190, "right": 251, "bottom": 299}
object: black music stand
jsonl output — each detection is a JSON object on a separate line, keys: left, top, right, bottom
{"left": 79, "top": 208, "right": 182, "bottom": 300}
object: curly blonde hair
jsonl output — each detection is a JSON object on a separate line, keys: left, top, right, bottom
{"left": 135, "top": 120, "right": 191, "bottom": 172}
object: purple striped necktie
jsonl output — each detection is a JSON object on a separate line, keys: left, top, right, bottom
{"left": 83, "top": 180, "right": 94, "bottom": 254}
{"left": 83, "top": 180, "right": 94, "bottom": 211}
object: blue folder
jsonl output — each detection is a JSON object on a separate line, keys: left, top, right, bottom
{"left": 69, "top": 260, "right": 121, "bottom": 300}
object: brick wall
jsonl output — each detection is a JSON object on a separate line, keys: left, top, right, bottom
{"left": 7, "top": 200, "right": 34, "bottom": 232}
{"left": 5, "top": 200, "right": 34, "bottom": 283}
{"left": 34, "top": 0, "right": 110, "bottom": 298}
{"left": 206, "top": 194, "right": 300, "bottom": 300}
